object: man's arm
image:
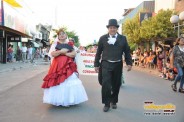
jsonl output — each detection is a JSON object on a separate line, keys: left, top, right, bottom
{"left": 94, "top": 37, "right": 103, "bottom": 73}
{"left": 123, "top": 37, "right": 132, "bottom": 71}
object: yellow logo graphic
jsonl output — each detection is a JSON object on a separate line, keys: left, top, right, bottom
{"left": 143, "top": 101, "right": 176, "bottom": 116}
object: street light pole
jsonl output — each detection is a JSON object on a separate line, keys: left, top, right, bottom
{"left": 177, "top": 22, "right": 180, "bottom": 38}
{"left": 170, "top": 11, "right": 184, "bottom": 38}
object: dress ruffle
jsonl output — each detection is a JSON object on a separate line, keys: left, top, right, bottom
{"left": 43, "top": 73, "right": 88, "bottom": 106}
{"left": 42, "top": 56, "right": 78, "bottom": 88}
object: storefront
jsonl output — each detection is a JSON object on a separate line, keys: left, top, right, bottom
{"left": 0, "top": 38, "right": 3, "bottom": 63}
{"left": 0, "top": 0, "right": 34, "bottom": 63}
{"left": 0, "top": 26, "right": 31, "bottom": 63}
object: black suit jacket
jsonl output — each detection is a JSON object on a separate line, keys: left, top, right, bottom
{"left": 94, "top": 33, "right": 132, "bottom": 67}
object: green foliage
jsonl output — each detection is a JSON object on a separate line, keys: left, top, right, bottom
{"left": 152, "top": 9, "right": 176, "bottom": 39}
{"left": 122, "top": 9, "right": 177, "bottom": 45}
{"left": 122, "top": 14, "right": 142, "bottom": 44}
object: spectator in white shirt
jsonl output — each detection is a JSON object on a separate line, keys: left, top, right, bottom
{"left": 21, "top": 43, "right": 27, "bottom": 62}
{"left": 27, "top": 45, "right": 33, "bottom": 60}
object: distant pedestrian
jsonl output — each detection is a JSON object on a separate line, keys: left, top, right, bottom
{"left": 16, "top": 46, "right": 22, "bottom": 61}
{"left": 21, "top": 43, "right": 27, "bottom": 62}
{"left": 7, "top": 44, "right": 13, "bottom": 63}
{"left": 27, "top": 45, "right": 33, "bottom": 60}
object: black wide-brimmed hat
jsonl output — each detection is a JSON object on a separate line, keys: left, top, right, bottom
{"left": 106, "top": 19, "right": 119, "bottom": 28}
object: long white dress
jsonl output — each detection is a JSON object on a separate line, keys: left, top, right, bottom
{"left": 42, "top": 42, "right": 88, "bottom": 106}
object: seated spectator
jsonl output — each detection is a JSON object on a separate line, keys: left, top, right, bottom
{"left": 165, "top": 69, "right": 175, "bottom": 81}
{"left": 132, "top": 51, "right": 139, "bottom": 66}
{"left": 162, "top": 58, "right": 171, "bottom": 79}
{"left": 143, "top": 51, "right": 149, "bottom": 68}
{"left": 147, "top": 51, "right": 157, "bottom": 69}
{"left": 138, "top": 53, "right": 145, "bottom": 67}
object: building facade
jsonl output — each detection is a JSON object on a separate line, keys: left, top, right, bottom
{"left": 0, "top": 0, "right": 51, "bottom": 63}
{"left": 119, "top": 1, "right": 155, "bottom": 24}
{"left": 0, "top": 0, "right": 35, "bottom": 63}
{"left": 119, "top": 1, "right": 155, "bottom": 51}
{"left": 155, "top": 0, "right": 184, "bottom": 13}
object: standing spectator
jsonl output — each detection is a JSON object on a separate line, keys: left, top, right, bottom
{"left": 94, "top": 19, "right": 132, "bottom": 112}
{"left": 136, "top": 48, "right": 141, "bottom": 56}
{"left": 21, "top": 43, "right": 27, "bottom": 62}
{"left": 87, "top": 47, "right": 92, "bottom": 53}
{"left": 16, "top": 46, "right": 21, "bottom": 62}
{"left": 35, "top": 48, "right": 40, "bottom": 59}
{"left": 156, "top": 45, "right": 165, "bottom": 72}
{"left": 171, "top": 37, "right": 184, "bottom": 93}
{"left": 27, "top": 45, "right": 33, "bottom": 60}
{"left": 30, "top": 46, "right": 36, "bottom": 63}
{"left": 7, "top": 44, "right": 13, "bottom": 62}
{"left": 42, "top": 47, "right": 47, "bottom": 58}
{"left": 79, "top": 46, "right": 86, "bottom": 53}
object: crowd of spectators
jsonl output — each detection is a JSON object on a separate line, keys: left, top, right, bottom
{"left": 132, "top": 44, "right": 177, "bottom": 81}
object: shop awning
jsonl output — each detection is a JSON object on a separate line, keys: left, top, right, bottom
{"left": 0, "top": 26, "right": 32, "bottom": 38}
{"left": 31, "top": 41, "right": 39, "bottom": 47}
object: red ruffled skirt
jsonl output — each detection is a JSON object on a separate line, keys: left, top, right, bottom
{"left": 42, "top": 56, "right": 77, "bottom": 88}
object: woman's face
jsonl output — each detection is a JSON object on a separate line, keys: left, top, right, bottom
{"left": 179, "top": 38, "right": 184, "bottom": 45}
{"left": 58, "top": 31, "right": 67, "bottom": 41}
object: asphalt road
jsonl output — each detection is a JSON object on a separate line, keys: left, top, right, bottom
{"left": 0, "top": 66, "right": 183, "bottom": 122}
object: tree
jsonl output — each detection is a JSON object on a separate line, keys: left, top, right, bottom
{"left": 123, "top": 9, "right": 177, "bottom": 48}
{"left": 153, "top": 9, "right": 176, "bottom": 40}
{"left": 122, "top": 14, "right": 142, "bottom": 50}
{"left": 140, "top": 17, "right": 155, "bottom": 40}
{"left": 140, "top": 9, "right": 177, "bottom": 41}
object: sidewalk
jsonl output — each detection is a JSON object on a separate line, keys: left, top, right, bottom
{"left": 0, "top": 58, "right": 50, "bottom": 73}
{"left": 132, "top": 65, "right": 161, "bottom": 77}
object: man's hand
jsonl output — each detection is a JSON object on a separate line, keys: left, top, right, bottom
{"left": 127, "top": 65, "right": 132, "bottom": 71}
{"left": 95, "top": 67, "right": 99, "bottom": 73}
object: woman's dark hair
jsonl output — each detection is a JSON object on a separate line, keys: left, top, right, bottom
{"left": 158, "top": 44, "right": 163, "bottom": 51}
{"left": 56, "top": 28, "right": 66, "bottom": 36}
{"left": 175, "top": 37, "right": 184, "bottom": 45}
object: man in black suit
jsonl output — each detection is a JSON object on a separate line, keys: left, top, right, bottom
{"left": 94, "top": 19, "right": 132, "bottom": 112}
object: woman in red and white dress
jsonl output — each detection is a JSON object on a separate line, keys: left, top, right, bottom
{"left": 41, "top": 28, "right": 88, "bottom": 106}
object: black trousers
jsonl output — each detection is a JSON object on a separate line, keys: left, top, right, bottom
{"left": 101, "top": 60, "right": 122, "bottom": 105}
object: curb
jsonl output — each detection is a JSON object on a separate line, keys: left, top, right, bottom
{"left": 0, "top": 61, "right": 50, "bottom": 74}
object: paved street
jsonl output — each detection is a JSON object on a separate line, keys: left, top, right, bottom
{"left": 0, "top": 65, "right": 184, "bottom": 122}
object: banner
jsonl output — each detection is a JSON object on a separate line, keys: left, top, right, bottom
{"left": 76, "top": 53, "right": 97, "bottom": 75}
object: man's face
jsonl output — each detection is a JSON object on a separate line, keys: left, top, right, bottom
{"left": 108, "top": 26, "right": 118, "bottom": 36}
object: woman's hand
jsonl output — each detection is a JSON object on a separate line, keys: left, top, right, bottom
{"left": 51, "top": 48, "right": 69, "bottom": 57}
{"left": 60, "top": 48, "right": 69, "bottom": 54}
{"left": 65, "top": 50, "right": 76, "bottom": 58}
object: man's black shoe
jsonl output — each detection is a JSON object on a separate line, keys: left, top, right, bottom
{"left": 103, "top": 105, "right": 110, "bottom": 112}
{"left": 111, "top": 103, "right": 117, "bottom": 109}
